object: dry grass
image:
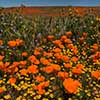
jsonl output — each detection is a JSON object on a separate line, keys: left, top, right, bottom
{"left": 0, "top": 6, "right": 100, "bottom": 16}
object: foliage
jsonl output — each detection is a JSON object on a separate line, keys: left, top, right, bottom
{"left": 0, "top": 10, "right": 100, "bottom": 100}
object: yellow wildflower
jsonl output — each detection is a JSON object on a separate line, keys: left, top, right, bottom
{"left": 42, "top": 98, "right": 49, "bottom": 100}
{"left": 49, "top": 93, "right": 54, "bottom": 98}
{"left": 4, "top": 94, "right": 11, "bottom": 99}
{"left": 58, "top": 98, "right": 63, "bottom": 100}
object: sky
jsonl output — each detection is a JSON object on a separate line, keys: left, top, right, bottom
{"left": 0, "top": 0, "right": 100, "bottom": 7}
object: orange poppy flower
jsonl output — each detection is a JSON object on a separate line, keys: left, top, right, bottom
{"left": 20, "top": 61, "right": 27, "bottom": 66}
{"left": 40, "top": 57, "right": 50, "bottom": 65}
{"left": 33, "top": 85, "right": 38, "bottom": 90}
{"left": 47, "top": 35, "right": 54, "bottom": 41}
{"left": 8, "top": 40, "right": 16, "bottom": 47}
{"left": 4, "top": 68, "right": 11, "bottom": 73}
{"left": 92, "top": 44, "right": 99, "bottom": 51}
{"left": 15, "top": 39, "right": 23, "bottom": 46}
{"left": 67, "top": 44, "right": 74, "bottom": 49}
{"left": 37, "top": 89, "right": 46, "bottom": 95}
{"left": 34, "top": 47, "right": 42, "bottom": 56}
{"left": 66, "top": 31, "right": 72, "bottom": 36}
{"left": 53, "top": 48, "right": 61, "bottom": 53}
{"left": 34, "top": 50, "right": 40, "bottom": 56}
{"left": 9, "top": 66, "right": 18, "bottom": 74}
{"left": 34, "top": 81, "right": 49, "bottom": 93}
{"left": 14, "top": 67, "right": 18, "bottom": 73}
{"left": 64, "top": 63, "right": 72, "bottom": 68}
{"left": 39, "top": 81, "right": 50, "bottom": 88}
{"left": 60, "top": 35, "right": 67, "bottom": 42}
{"left": 72, "top": 68, "right": 82, "bottom": 75}
{"left": 0, "top": 87, "right": 4, "bottom": 93}
{"left": 91, "top": 70, "right": 100, "bottom": 79}
{"left": 36, "top": 47, "right": 43, "bottom": 51}
{"left": 63, "top": 78, "right": 81, "bottom": 94}
{"left": 28, "top": 55, "right": 40, "bottom": 64}
{"left": 21, "top": 52, "right": 28, "bottom": 57}
{"left": 54, "top": 53, "right": 62, "bottom": 59}
{"left": 12, "top": 62, "right": 20, "bottom": 67}
{"left": 0, "top": 61, "right": 4, "bottom": 69}
{"left": 42, "top": 66, "right": 54, "bottom": 74}
{"left": 64, "top": 38, "right": 72, "bottom": 44}
{"left": 0, "top": 40, "right": 3, "bottom": 45}
{"left": 28, "top": 55, "right": 36, "bottom": 62}
{"left": 59, "top": 44, "right": 64, "bottom": 49}
{"left": 43, "top": 52, "right": 53, "bottom": 57}
{"left": 43, "top": 81, "right": 50, "bottom": 87}
{"left": 20, "top": 69, "right": 27, "bottom": 75}
{"left": 71, "top": 56, "right": 78, "bottom": 62}
{"left": 42, "top": 64, "right": 61, "bottom": 73}
{"left": 51, "top": 64, "right": 61, "bottom": 72}
{"left": 4, "top": 62, "right": 10, "bottom": 67}
{"left": 95, "top": 52, "right": 100, "bottom": 58}
{"left": 57, "top": 71, "right": 68, "bottom": 80}
{"left": 34, "top": 59, "right": 40, "bottom": 65}
{"left": 28, "top": 65, "right": 38, "bottom": 74}
{"left": 0, "top": 55, "right": 4, "bottom": 61}
{"left": 72, "top": 48, "right": 78, "bottom": 55}
{"left": 47, "top": 53, "right": 53, "bottom": 58}
{"left": 35, "top": 75, "right": 45, "bottom": 82}
{"left": 62, "top": 55, "right": 69, "bottom": 62}
{"left": 76, "top": 64, "right": 84, "bottom": 69}
{"left": 8, "top": 77, "right": 16, "bottom": 84}
{"left": 53, "top": 40, "right": 62, "bottom": 46}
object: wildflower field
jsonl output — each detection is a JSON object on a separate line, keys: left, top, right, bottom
{"left": 0, "top": 8, "right": 100, "bottom": 100}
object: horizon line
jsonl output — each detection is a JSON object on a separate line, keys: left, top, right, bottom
{"left": 0, "top": 5, "right": 100, "bottom": 8}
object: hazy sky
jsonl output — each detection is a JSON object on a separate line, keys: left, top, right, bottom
{"left": 0, "top": 0, "right": 100, "bottom": 7}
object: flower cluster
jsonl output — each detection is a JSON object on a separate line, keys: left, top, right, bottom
{"left": 0, "top": 12, "right": 100, "bottom": 100}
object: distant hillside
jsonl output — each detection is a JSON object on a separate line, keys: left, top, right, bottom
{"left": 0, "top": 6, "right": 100, "bottom": 16}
